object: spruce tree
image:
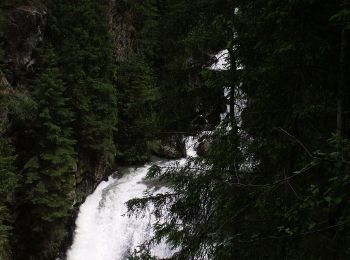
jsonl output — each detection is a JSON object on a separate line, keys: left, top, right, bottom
{"left": 116, "top": 56, "right": 159, "bottom": 164}
{"left": 20, "top": 47, "right": 76, "bottom": 257}
{"left": 0, "top": 6, "right": 18, "bottom": 259}
{"left": 155, "top": 0, "right": 232, "bottom": 132}
{"left": 0, "top": 120, "right": 17, "bottom": 260}
{"left": 55, "top": 0, "right": 117, "bottom": 165}
{"left": 128, "top": 0, "right": 350, "bottom": 259}
{"left": 113, "top": 0, "right": 161, "bottom": 164}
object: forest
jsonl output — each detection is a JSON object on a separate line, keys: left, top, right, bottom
{"left": 0, "top": 0, "right": 350, "bottom": 259}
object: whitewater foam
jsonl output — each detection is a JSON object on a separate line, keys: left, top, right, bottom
{"left": 67, "top": 138, "right": 197, "bottom": 260}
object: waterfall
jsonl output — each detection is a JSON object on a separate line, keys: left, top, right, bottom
{"left": 66, "top": 48, "right": 233, "bottom": 259}
{"left": 66, "top": 138, "right": 197, "bottom": 260}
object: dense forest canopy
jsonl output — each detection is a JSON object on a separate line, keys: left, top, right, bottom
{"left": 0, "top": 0, "right": 350, "bottom": 259}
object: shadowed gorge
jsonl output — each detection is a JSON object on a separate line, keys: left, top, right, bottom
{"left": 1, "top": 0, "right": 350, "bottom": 259}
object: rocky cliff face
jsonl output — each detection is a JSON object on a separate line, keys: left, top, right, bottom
{"left": 1, "top": 3, "right": 47, "bottom": 86}
{"left": 1, "top": 3, "right": 46, "bottom": 131}
{"left": 60, "top": 155, "right": 113, "bottom": 259}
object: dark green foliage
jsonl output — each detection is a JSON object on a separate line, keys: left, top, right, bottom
{"left": 116, "top": 56, "right": 159, "bottom": 164}
{"left": 55, "top": 0, "right": 117, "bottom": 163}
{"left": 233, "top": 1, "right": 350, "bottom": 256}
{"left": 133, "top": 0, "right": 161, "bottom": 63}
{"left": 114, "top": 0, "right": 228, "bottom": 164}
{"left": 113, "top": 0, "right": 191, "bottom": 165}
{"left": 12, "top": 0, "right": 118, "bottom": 257}
{"left": 128, "top": 0, "right": 350, "bottom": 259}
{"left": 0, "top": 12, "right": 5, "bottom": 61}
{"left": 1, "top": 0, "right": 350, "bottom": 259}
{"left": 18, "top": 46, "right": 76, "bottom": 258}
{"left": 112, "top": 0, "right": 161, "bottom": 164}
{"left": 0, "top": 121, "right": 18, "bottom": 260}
{"left": 0, "top": 10, "right": 19, "bottom": 254}
{"left": 0, "top": 0, "right": 120, "bottom": 258}
{"left": 155, "top": 0, "right": 233, "bottom": 132}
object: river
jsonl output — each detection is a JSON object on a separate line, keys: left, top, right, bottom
{"left": 66, "top": 138, "right": 197, "bottom": 260}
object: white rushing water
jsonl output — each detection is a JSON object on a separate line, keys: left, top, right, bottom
{"left": 66, "top": 138, "right": 197, "bottom": 260}
{"left": 67, "top": 50, "right": 227, "bottom": 260}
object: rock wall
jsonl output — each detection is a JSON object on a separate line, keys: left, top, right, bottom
{"left": 2, "top": 3, "right": 47, "bottom": 86}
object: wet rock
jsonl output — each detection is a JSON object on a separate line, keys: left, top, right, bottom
{"left": 59, "top": 155, "right": 114, "bottom": 259}
{"left": 148, "top": 136, "right": 186, "bottom": 159}
{"left": 3, "top": 4, "right": 47, "bottom": 78}
{"left": 196, "top": 134, "right": 212, "bottom": 157}
{"left": 196, "top": 140, "right": 210, "bottom": 156}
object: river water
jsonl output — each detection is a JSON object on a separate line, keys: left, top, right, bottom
{"left": 66, "top": 49, "right": 229, "bottom": 260}
{"left": 66, "top": 138, "right": 197, "bottom": 260}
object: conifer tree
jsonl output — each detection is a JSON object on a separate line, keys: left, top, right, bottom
{"left": 0, "top": 7, "right": 18, "bottom": 259}
{"left": 113, "top": 0, "right": 161, "bottom": 164}
{"left": 116, "top": 56, "right": 159, "bottom": 164}
{"left": 155, "top": 0, "right": 232, "bottom": 132}
{"left": 0, "top": 121, "right": 17, "bottom": 260}
{"left": 20, "top": 47, "right": 76, "bottom": 257}
{"left": 128, "top": 0, "right": 350, "bottom": 259}
{"left": 55, "top": 0, "right": 117, "bottom": 164}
